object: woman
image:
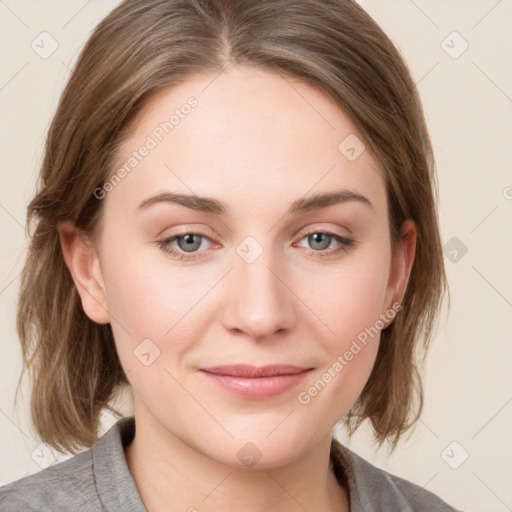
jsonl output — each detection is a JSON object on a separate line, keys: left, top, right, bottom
{"left": 0, "top": 0, "right": 457, "bottom": 510}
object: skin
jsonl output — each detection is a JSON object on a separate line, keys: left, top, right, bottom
{"left": 58, "top": 66, "right": 416, "bottom": 512}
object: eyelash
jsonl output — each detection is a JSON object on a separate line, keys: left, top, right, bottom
{"left": 156, "top": 230, "right": 355, "bottom": 261}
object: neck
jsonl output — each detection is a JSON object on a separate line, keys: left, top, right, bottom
{"left": 124, "top": 411, "right": 349, "bottom": 512}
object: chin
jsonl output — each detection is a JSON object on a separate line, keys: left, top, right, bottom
{"left": 197, "top": 426, "right": 316, "bottom": 471}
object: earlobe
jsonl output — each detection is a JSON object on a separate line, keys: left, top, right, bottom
{"left": 57, "top": 220, "right": 110, "bottom": 325}
{"left": 383, "top": 219, "right": 417, "bottom": 327}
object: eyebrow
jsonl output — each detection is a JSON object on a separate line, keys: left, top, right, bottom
{"left": 136, "top": 189, "right": 374, "bottom": 215}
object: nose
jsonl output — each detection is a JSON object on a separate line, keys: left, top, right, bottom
{"left": 220, "top": 241, "right": 297, "bottom": 342}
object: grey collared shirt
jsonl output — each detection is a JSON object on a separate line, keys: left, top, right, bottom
{"left": 0, "top": 416, "right": 458, "bottom": 511}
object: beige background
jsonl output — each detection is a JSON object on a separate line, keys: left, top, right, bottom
{"left": 1, "top": 1, "right": 511, "bottom": 511}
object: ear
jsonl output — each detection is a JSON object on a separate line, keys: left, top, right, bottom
{"left": 382, "top": 218, "right": 417, "bottom": 327}
{"left": 57, "top": 220, "right": 110, "bottom": 324}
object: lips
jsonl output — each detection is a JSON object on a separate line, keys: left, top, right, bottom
{"left": 200, "top": 364, "right": 310, "bottom": 378}
{"left": 198, "top": 364, "right": 313, "bottom": 399}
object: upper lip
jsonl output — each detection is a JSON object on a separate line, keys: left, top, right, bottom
{"left": 199, "top": 364, "right": 311, "bottom": 378}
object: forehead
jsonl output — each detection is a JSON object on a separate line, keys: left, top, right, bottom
{"left": 108, "top": 67, "right": 386, "bottom": 217}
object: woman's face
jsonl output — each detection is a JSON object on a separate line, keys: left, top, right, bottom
{"left": 74, "top": 67, "right": 414, "bottom": 468}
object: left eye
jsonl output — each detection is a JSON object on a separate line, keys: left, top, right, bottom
{"left": 294, "top": 231, "right": 355, "bottom": 257}
{"left": 157, "top": 233, "right": 210, "bottom": 259}
{"left": 157, "top": 231, "right": 354, "bottom": 261}
{"left": 297, "top": 232, "right": 342, "bottom": 251}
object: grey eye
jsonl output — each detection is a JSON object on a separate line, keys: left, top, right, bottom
{"left": 176, "top": 234, "right": 203, "bottom": 252}
{"left": 307, "top": 233, "right": 332, "bottom": 251}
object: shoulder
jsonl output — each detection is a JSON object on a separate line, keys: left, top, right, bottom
{"left": 0, "top": 448, "right": 101, "bottom": 511}
{"left": 0, "top": 416, "right": 144, "bottom": 512}
{"left": 331, "top": 439, "right": 461, "bottom": 512}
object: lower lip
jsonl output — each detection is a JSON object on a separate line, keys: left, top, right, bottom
{"left": 199, "top": 370, "right": 312, "bottom": 399}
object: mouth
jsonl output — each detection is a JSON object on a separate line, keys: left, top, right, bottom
{"left": 198, "top": 364, "right": 314, "bottom": 399}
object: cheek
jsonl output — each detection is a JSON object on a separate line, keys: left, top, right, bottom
{"left": 295, "top": 251, "right": 391, "bottom": 405}
{"left": 304, "top": 254, "right": 391, "bottom": 350}
{"left": 100, "top": 243, "right": 220, "bottom": 364}
{"left": 101, "top": 218, "right": 391, "bottom": 375}
{"left": 294, "top": 300, "right": 385, "bottom": 426}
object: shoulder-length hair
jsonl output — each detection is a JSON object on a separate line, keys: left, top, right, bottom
{"left": 16, "top": 0, "right": 448, "bottom": 454}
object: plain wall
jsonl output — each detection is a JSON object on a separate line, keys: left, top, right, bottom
{"left": 1, "top": 1, "right": 511, "bottom": 511}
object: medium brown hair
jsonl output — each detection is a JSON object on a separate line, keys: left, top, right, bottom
{"left": 16, "top": 0, "right": 448, "bottom": 454}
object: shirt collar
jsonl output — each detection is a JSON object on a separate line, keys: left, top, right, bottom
{"left": 94, "top": 416, "right": 366, "bottom": 511}
{"left": 93, "top": 416, "right": 147, "bottom": 511}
